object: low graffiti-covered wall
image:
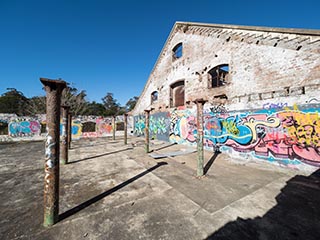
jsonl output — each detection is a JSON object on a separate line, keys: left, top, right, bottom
{"left": 0, "top": 114, "right": 133, "bottom": 141}
{"left": 134, "top": 103, "right": 320, "bottom": 170}
{"left": 9, "top": 120, "right": 41, "bottom": 137}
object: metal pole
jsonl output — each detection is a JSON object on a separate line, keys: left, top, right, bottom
{"left": 124, "top": 113, "right": 128, "bottom": 145}
{"left": 60, "top": 106, "right": 70, "bottom": 165}
{"left": 144, "top": 110, "right": 151, "bottom": 153}
{"left": 40, "top": 77, "right": 66, "bottom": 227}
{"left": 194, "top": 98, "right": 207, "bottom": 177}
{"left": 112, "top": 116, "right": 116, "bottom": 140}
{"left": 67, "top": 113, "right": 72, "bottom": 149}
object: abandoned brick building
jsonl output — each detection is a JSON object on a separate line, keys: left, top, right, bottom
{"left": 132, "top": 21, "right": 320, "bottom": 171}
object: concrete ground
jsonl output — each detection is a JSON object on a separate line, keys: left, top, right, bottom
{"left": 0, "top": 137, "right": 319, "bottom": 240}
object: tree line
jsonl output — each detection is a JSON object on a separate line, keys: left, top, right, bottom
{"left": 0, "top": 85, "right": 139, "bottom": 117}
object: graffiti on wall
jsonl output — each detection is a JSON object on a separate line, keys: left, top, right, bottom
{"left": 169, "top": 109, "right": 197, "bottom": 144}
{"left": 134, "top": 115, "right": 145, "bottom": 136}
{"left": 71, "top": 120, "right": 82, "bottom": 140}
{"left": 150, "top": 112, "right": 171, "bottom": 141}
{"left": 133, "top": 113, "right": 171, "bottom": 140}
{"left": 170, "top": 104, "right": 320, "bottom": 167}
{"left": 133, "top": 103, "right": 320, "bottom": 168}
{"left": 96, "top": 117, "right": 113, "bottom": 136}
{"left": 8, "top": 120, "right": 41, "bottom": 137}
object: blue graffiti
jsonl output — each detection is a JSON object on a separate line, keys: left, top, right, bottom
{"left": 205, "top": 116, "right": 252, "bottom": 145}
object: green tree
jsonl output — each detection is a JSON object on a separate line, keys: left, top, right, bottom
{"left": 26, "top": 96, "right": 46, "bottom": 115}
{"left": 61, "top": 84, "right": 88, "bottom": 115}
{"left": 0, "top": 88, "right": 29, "bottom": 115}
{"left": 102, "top": 92, "right": 120, "bottom": 116}
{"left": 83, "top": 101, "right": 107, "bottom": 116}
{"left": 125, "top": 96, "right": 139, "bottom": 111}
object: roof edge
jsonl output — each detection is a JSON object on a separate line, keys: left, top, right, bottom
{"left": 175, "top": 21, "right": 320, "bottom": 36}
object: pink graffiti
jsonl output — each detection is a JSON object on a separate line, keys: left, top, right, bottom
{"left": 226, "top": 112, "right": 320, "bottom": 166}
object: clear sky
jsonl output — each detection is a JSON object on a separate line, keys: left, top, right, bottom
{"left": 0, "top": 0, "right": 319, "bottom": 105}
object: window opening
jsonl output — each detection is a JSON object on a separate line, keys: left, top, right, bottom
{"left": 208, "top": 64, "right": 229, "bottom": 88}
{"left": 151, "top": 91, "right": 158, "bottom": 104}
{"left": 170, "top": 80, "right": 185, "bottom": 107}
{"left": 172, "top": 43, "right": 183, "bottom": 60}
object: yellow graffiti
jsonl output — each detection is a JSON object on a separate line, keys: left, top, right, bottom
{"left": 244, "top": 117, "right": 281, "bottom": 142}
{"left": 72, "top": 121, "right": 82, "bottom": 139}
{"left": 278, "top": 110, "right": 320, "bottom": 148}
{"left": 222, "top": 120, "right": 239, "bottom": 136}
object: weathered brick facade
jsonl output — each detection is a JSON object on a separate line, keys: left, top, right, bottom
{"left": 132, "top": 22, "right": 320, "bottom": 171}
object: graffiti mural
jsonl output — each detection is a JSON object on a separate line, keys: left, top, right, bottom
{"left": 134, "top": 115, "right": 145, "bottom": 136}
{"left": 71, "top": 120, "right": 82, "bottom": 140}
{"left": 202, "top": 104, "right": 320, "bottom": 167}
{"left": 169, "top": 109, "right": 197, "bottom": 144}
{"left": 8, "top": 120, "right": 41, "bottom": 137}
{"left": 96, "top": 117, "right": 113, "bottom": 136}
{"left": 133, "top": 103, "right": 320, "bottom": 168}
{"left": 150, "top": 112, "right": 171, "bottom": 141}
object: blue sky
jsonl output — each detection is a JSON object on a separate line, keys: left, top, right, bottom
{"left": 0, "top": 0, "right": 319, "bottom": 105}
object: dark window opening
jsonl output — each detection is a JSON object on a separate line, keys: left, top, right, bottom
{"left": 151, "top": 91, "right": 158, "bottom": 104}
{"left": 82, "top": 122, "right": 96, "bottom": 132}
{"left": 208, "top": 64, "right": 229, "bottom": 88}
{"left": 172, "top": 43, "right": 183, "bottom": 60}
{"left": 170, "top": 80, "right": 185, "bottom": 107}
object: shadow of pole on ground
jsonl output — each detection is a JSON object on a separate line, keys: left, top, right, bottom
{"left": 68, "top": 148, "right": 133, "bottom": 164}
{"left": 59, "top": 161, "right": 168, "bottom": 222}
{"left": 204, "top": 151, "right": 221, "bottom": 175}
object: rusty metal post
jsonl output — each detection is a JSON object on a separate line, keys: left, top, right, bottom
{"left": 144, "top": 110, "right": 151, "bottom": 153}
{"left": 124, "top": 113, "right": 128, "bottom": 145}
{"left": 40, "top": 78, "right": 66, "bottom": 227}
{"left": 112, "top": 116, "right": 116, "bottom": 140}
{"left": 67, "top": 113, "right": 72, "bottom": 149}
{"left": 60, "top": 106, "right": 70, "bottom": 165}
{"left": 194, "top": 98, "right": 207, "bottom": 177}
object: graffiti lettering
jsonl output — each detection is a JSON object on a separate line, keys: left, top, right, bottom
{"left": 262, "top": 102, "right": 288, "bottom": 110}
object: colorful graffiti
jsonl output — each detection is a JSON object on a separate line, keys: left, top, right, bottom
{"left": 149, "top": 112, "right": 171, "bottom": 141}
{"left": 96, "top": 118, "right": 113, "bottom": 136}
{"left": 134, "top": 115, "right": 145, "bottom": 136}
{"left": 169, "top": 109, "right": 197, "bottom": 144}
{"left": 133, "top": 103, "right": 320, "bottom": 168}
{"left": 205, "top": 106, "right": 320, "bottom": 166}
{"left": 71, "top": 120, "right": 82, "bottom": 140}
{"left": 8, "top": 120, "right": 41, "bottom": 137}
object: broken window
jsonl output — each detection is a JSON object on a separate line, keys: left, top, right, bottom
{"left": 170, "top": 80, "right": 185, "bottom": 107}
{"left": 208, "top": 64, "right": 229, "bottom": 88}
{"left": 172, "top": 43, "right": 183, "bottom": 60}
{"left": 151, "top": 91, "right": 158, "bottom": 104}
